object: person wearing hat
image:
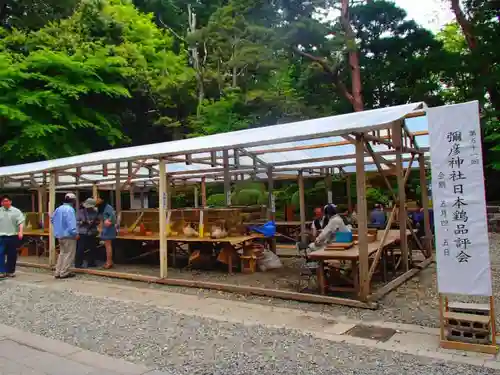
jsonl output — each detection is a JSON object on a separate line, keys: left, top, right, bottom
{"left": 75, "top": 198, "right": 100, "bottom": 268}
{"left": 51, "top": 192, "right": 78, "bottom": 279}
{"left": 309, "top": 204, "right": 351, "bottom": 251}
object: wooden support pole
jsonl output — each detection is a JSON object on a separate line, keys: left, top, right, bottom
{"left": 159, "top": 158, "right": 168, "bottom": 278}
{"left": 115, "top": 162, "right": 121, "bottom": 214}
{"left": 92, "top": 184, "right": 98, "bottom": 200}
{"left": 37, "top": 188, "right": 44, "bottom": 214}
{"left": 325, "top": 173, "right": 333, "bottom": 204}
{"left": 140, "top": 189, "right": 145, "bottom": 209}
{"left": 75, "top": 189, "right": 80, "bottom": 209}
{"left": 393, "top": 122, "right": 409, "bottom": 271}
{"left": 267, "top": 166, "right": 276, "bottom": 253}
{"left": 356, "top": 135, "right": 369, "bottom": 301}
{"left": 194, "top": 186, "right": 199, "bottom": 208}
{"left": 347, "top": 175, "right": 352, "bottom": 212}
{"left": 419, "top": 154, "right": 432, "bottom": 256}
{"left": 201, "top": 177, "right": 207, "bottom": 208}
{"left": 298, "top": 170, "right": 307, "bottom": 244}
{"left": 48, "top": 172, "right": 56, "bottom": 267}
{"left": 31, "top": 192, "right": 36, "bottom": 212}
{"left": 129, "top": 184, "right": 135, "bottom": 209}
{"left": 223, "top": 150, "right": 231, "bottom": 206}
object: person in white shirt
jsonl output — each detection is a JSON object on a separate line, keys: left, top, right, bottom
{"left": 309, "top": 204, "right": 351, "bottom": 251}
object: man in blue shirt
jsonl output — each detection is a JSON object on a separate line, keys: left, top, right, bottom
{"left": 51, "top": 192, "right": 78, "bottom": 279}
{"left": 370, "top": 203, "right": 387, "bottom": 229}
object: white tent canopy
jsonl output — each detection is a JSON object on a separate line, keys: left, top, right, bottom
{"left": 0, "top": 102, "right": 430, "bottom": 189}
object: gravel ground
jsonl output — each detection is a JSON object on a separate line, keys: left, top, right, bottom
{"left": 18, "top": 233, "right": 500, "bottom": 329}
{"left": 0, "top": 282, "right": 498, "bottom": 375}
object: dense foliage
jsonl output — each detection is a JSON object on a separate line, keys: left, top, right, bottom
{"left": 0, "top": 0, "right": 499, "bottom": 197}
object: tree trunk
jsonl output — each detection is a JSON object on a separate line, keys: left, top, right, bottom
{"left": 341, "top": 0, "right": 363, "bottom": 112}
{"left": 188, "top": 4, "right": 205, "bottom": 117}
{"left": 291, "top": 0, "right": 363, "bottom": 112}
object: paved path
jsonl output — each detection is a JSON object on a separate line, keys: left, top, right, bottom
{"left": 1, "top": 269, "right": 499, "bottom": 374}
{"left": 0, "top": 324, "right": 169, "bottom": 375}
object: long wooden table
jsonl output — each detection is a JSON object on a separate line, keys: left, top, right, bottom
{"left": 167, "top": 234, "right": 263, "bottom": 273}
{"left": 308, "top": 230, "right": 410, "bottom": 295}
{"left": 24, "top": 230, "right": 49, "bottom": 237}
{"left": 244, "top": 221, "right": 304, "bottom": 242}
{"left": 23, "top": 230, "right": 262, "bottom": 273}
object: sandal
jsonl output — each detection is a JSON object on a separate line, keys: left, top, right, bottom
{"left": 103, "top": 263, "right": 113, "bottom": 269}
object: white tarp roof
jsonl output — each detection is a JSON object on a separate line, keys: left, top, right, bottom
{"left": 0, "top": 102, "right": 432, "bottom": 190}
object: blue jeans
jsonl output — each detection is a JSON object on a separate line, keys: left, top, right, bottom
{"left": 0, "top": 235, "right": 19, "bottom": 274}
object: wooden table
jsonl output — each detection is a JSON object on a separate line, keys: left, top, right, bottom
{"left": 117, "top": 233, "right": 262, "bottom": 272}
{"left": 308, "top": 230, "right": 409, "bottom": 295}
{"left": 168, "top": 234, "right": 262, "bottom": 273}
{"left": 244, "top": 221, "right": 304, "bottom": 241}
{"left": 24, "top": 230, "right": 50, "bottom": 237}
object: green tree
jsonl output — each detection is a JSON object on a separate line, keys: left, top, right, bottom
{"left": 0, "top": 0, "right": 193, "bottom": 163}
{"left": 0, "top": 0, "right": 79, "bottom": 30}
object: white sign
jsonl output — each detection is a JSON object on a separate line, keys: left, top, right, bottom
{"left": 428, "top": 101, "right": 492, "bottom": 296}
{"left": 162, "top": 192, "right": 167, "bottom": 209}
{"left": 270, "top": 194, "right": 276, "bottom": 213}
{"left": 327, "top": 190, "right": 333, "bottom": 204}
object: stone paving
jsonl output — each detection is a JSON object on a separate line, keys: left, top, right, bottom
{"left": 0, "top": 324, "right": 170, "bottom": 375}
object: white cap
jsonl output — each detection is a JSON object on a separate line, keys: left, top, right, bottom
{"left": 65, "top": 192, "right": 76, "bottom": 200}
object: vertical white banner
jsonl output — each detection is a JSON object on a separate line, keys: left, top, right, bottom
{"left": 428, "top": 101, "right": 492, "bottom": 296}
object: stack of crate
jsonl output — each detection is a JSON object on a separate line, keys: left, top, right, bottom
{"left": 444, "top": 302, "right": 492, "bottom": 345}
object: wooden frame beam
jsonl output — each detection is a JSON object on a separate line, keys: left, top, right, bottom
{"left": 48, "top": 172, "right": 56, "bottom": 266}
{"left": 392, "top": 121, "right": 409, "bottom": 271}
{"left": 356, "top": 135, "right": 369, "bottom": 301}
{"left": 159, "top": 158, "right": 168, "bottom": 278}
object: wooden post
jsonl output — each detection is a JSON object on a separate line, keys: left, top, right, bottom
{"left": 356, "top": 135, "right": 369, "bottom": 301}
{"left": 75, "top": 189, "right": 80, "bottom": 209}
{"left": 419, "top": 154, "right": 432, "bottom": 256}
{"left": 325, "top": 173, "right": 333, "bottom": 204}
{"left": 48, "top": 172, "right": 56, "bottom": 267}
{"left": 347, "top": 175, "right": 352, "bottom": 212}
{"left": 140, "top": 189, "right": 145, "bottom": 209}
{"left": 92, "top": 184, "right": 98, "bottom": 200}
{"left": 194, "top": 186, "right": 199, "bottom": 208}
{"left": 31, "top": 192, "right": 35, "bottom": 212}
{"left": 267, "top": 166, "right": 276, "bottom": 252}
{"left": 115, "top": 163, "right": 121, "bottom": 214}
{"left": 37, "top": 187, "right": 44, "bottom": 228}
{"left": 37, "top": 188, "right": 44, "bottom": 213}
{"left": 159, "top": 158, "right": 168, "bottom": 278}
{"left": 223, "top": 150, "right": 231, "bottom": 206}
{"left": 129, "top": 184, "right": 135, "bottom": 209}
{"left": 201, "top": 177, "right": 207, "bottom": 208}
{"left": 393, "top": 122, "right": 409, "bottom": 271}
{"left": 298, "top": 170, "right": 307, "bottom": 243}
